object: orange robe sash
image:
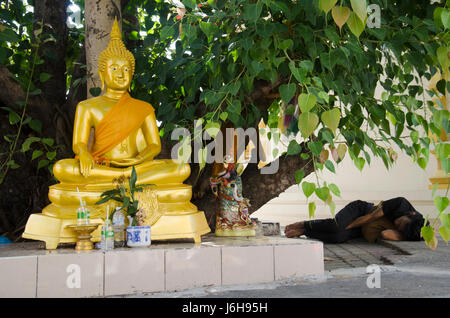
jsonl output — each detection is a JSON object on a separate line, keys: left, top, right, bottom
{"left": 90, "top": 92, "right": 154, "bottom": 161}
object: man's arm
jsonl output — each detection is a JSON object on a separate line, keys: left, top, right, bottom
{"left": 380, "top": 229, "right": 405, "bottom": 241}
{"left": 345, "top": 204, "right": 384, "bottom": 230}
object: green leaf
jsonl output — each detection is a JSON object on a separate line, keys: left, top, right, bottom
{"left": 182, "top": 0, "right": 196, "bottom": 9}
{"left": 205, "top": 121, "right": 221, "bottom": 138}
{"left": 219, "top": 112, "right": 228, "bottom": 122}
{"left": 21, "top": 137, "right": 40, "bottom": 152}
{"left": 31, "top": 150, "right": 43, "bottom": 160}
{"left": 0, "top": 28, "right": 19, "bottom": 43}
{"left": 160, "top": 25, "right": 175, "bottom": 41}
{"left": 295, "top": 169, "right": 305, "bottom": 184}
{"left": 37, "top": 159, "right": 49, "bottom": 170}
{"left": 318, "top": 0, "right": 338, "bottom": 15}
{"left": 299, "top": 60, "right": 314, "bottom": 74}
{"left": 198, "top": 147, "right": 207, "bottom": 171}
{"left": 298, "top": 93, "right": 317, "bottom": 113}
{"left": 321, "top": 108, "right": 341, "bottom": 135}
{"left": 289, "top": 61, "right": 306, "bottom": 84}
{"left": 440, "top": 213, "right": 450, "bottom": 229}
{"left": 298, "top": 112, "right": 319, "bottom": 139}
{"left": 324, "top": 160, "right": 336, "bottom": 173}
{"left": 199, "top": 22, "right": 217, "bottom": 42}
{"left": 29, "top": 119, "right": 42, "bottom": 134}
{"left": 315, "top": 186, "right": 330, "bottom": 202}
{"left": 309, "top": 201, "right": 316, "bottom": 219}
{"left": 421, "top": 226, "right": 438, "bottom": 250}
{"left": 302, "top": 182, "right": 316, "bottom": 198}
{"left": 350, "top": 0, "right": 367, "bottom": 24}
{"left": 308, "top": 141, "right": 323, "bottom": 156}
{"left": 437, "top": 46, "right": 449, "bottom": 71}
{"left": 279, "top": 83, "right": 296, "bottom": 104}
{"left": 278, "top": 39, "right": 293, "bottom": 51}
{"left": 8, "top": 111, "right": 20, "bottom": 125}
{"left": 243, "top": 3, "right": 263, "bottom": 23}
{"left": 347, "top": 12, "right": 365, "bottom": 38}
{"left": 130, "top": 166, "right": 137, "bottom": 190}
{"left": 441, "top": 9, "right": 450, "bottom": 30}
{"left": 39, "top": 73, "right": 52, "bottom": 83}
{"left": 434, "top": 196, "right": 449, "bottom": 213}
{"left": 89, "top": 87, "right": 101, "bottom": 97}
{"left": 46, "top": 151, "right": 56, "bottom": 160}
{"left": 226, "top": 100, "right": 241, "bottom": 115}
{"left": 329, "top": 183, "right": 341, "bottom": 197}
{"left": 439, "top": 225, "right": 450, "bottom": 243}
{"left": 417, "top": 157, "right": 427, "bottom": 170}
{"left": 434, "top": 7, "right": 445, "bottom": 28}
{"left": 354, "top": 157, "right": 365, "bottom": 171}
{"left": 7, "top": 160, "right": 19, "bottom": 169}
{"left": 29, "top": 89, "right": 42, "bottom": 96}
{"left": 287, "top": 140, "right": 302, "bottom": 156}
{"left": 41, "top": 138, "right": 54, "bottom": 146}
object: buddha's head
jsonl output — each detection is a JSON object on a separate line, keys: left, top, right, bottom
{"left": 98, "top": 17, "right": 135, "bottom": 92}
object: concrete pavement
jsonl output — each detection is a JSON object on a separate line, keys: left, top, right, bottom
{"left": 131, "top": 234, "right": 450, "bottom": 298}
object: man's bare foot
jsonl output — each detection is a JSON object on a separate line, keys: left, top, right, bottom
{"left": 285, "top": 228, "right": 305, "bottom": 238}
{"left": 284, "top": 221, "right": 305, "bottom": 238}
{"left": 285, "top": 221, "right": 304, "bottom": 232}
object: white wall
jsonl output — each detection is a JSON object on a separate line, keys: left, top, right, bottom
{"left": 253, "top": 78, "right": 447, "bottom": 225}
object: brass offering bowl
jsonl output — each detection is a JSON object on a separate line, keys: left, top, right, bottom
{"left": 66, "top": 223, "right": 101, "bottom": 251}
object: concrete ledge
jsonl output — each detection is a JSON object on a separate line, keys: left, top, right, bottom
{"left": 0, "top": 235, "right": 323, "bottom": 297}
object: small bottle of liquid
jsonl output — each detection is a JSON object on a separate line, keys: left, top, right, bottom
{"left": 101, "top": 207, "right": 114, "bottom": 251}
{"left": 112, "top": 207, "right": 126, "bottom": 248}
{"left": 76, "top": 203, "right": 86, "bottom": 226}
{"left": 82, "top": 200, "right": 90, "bottom": 224}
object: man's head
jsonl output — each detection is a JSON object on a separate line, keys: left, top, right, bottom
{"left": 394, "top": 212, "right": 427, "bottom": 241}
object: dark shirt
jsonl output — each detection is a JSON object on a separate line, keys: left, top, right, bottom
{"left": 381, "top": 197, "right": 419, "bottom": 222}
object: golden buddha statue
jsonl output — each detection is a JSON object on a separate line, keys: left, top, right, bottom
{"left": 23, "top": 19, "right": 210, "bottom": 249}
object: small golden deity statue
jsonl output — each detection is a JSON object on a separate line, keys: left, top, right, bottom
{"left": 23, "top": 18, "right": 210, "bottom": 249}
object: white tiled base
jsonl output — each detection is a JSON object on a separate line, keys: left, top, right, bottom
{"left": 0, "top": 235, "right": 324, "bottom": 297}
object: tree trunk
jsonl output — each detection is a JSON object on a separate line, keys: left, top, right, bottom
{"left": 85, "top": 0, "right": 122, "bottom": 96}
{"left": 33, "top": 0, "right": 69, "bottom": 138}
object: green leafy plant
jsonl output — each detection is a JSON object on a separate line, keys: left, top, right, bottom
{"left": 95, "top": 166, "right": 153, "bottom": 226}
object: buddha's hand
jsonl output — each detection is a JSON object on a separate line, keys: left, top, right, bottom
{"left": 109, "top": 158, "right": 141, "bottom": 167}
{"left": 78, "top": 150, "right": 95, "bottom": 177}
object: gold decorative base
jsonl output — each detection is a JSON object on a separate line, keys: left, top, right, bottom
{"left": 215, "top": 228, "right": 256, "bottom": 237}
{"left": 23, "top": 211, "right": 210, "bottom": 249}
{"left": 66, "top": 223, "right": 101, "bottom": 250}
{"left": 22, "top": 214, "right": 104, "bottom": 249}
{"left": 149, "top": 212, "right": 211, "bottom": 243}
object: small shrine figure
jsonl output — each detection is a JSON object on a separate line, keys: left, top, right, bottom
{"left": 210, "top": 155, "right": 256, "bottom": 237}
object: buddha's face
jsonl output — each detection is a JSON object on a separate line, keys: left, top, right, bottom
{"left": 102, "top": 57, "right": 132, "bottom": 91}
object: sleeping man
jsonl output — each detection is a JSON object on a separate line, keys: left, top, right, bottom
{"left": 284, "top": 197, "right": 428, "bottom": 243}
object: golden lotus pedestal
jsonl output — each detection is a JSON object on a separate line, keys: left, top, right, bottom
{"left": 22, "top": 183, "right": 210, "bottom": 249}
{"left": 66, "top": 223, "right": 101, "bottom": 251}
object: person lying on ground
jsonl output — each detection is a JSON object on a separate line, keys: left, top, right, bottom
{"left": 284, "top": 197, "right": 428, "bottom": 243}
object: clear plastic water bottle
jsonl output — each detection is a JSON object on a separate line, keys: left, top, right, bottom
{"left": 77, "top": 205, "right": 87, "bottom": 225}
{"left": 112, "top": 207, "right": 126, "bottom": 248}
{"left": 76, "top": 201, "right": 90, "bottom": 225}
{"left": 101, "top": 219, "right": 114, "bottom": 251}
{"left": 82, "top": 200, "right": 90, "bottom": 222}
